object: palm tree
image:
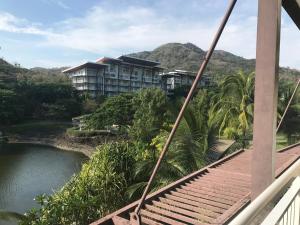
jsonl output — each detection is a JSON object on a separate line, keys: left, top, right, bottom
{"left": 213, "top": 70, "right": 254, "bottom": 146}
{"left": 277, "top": 79, "right": 300, "bottom": 144}
{"left": 127, "top": 90, "right": 217, "bottom": 200}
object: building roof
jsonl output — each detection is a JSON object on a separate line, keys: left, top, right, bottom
{"left": 160, "top": 70, "right": 197, "bottom": 78}
{"left": 283, "top": 0, "right": 300, "bottom": 30}
{"left": 118, "top": 55, "right": 161, "bottom": 67}
{"left": 90, "top": 143, "right": 300, "bottom": 225}
{"left": 62, "top": 62, "right": 107, "bottom": 73}
{"left": 96, "top": 57, "right": 122, "bottom": 64}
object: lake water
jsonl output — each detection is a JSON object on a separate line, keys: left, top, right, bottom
{"left": 0, "top": 143, "right": 88, "bottom": 225}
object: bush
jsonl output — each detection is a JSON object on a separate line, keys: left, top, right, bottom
{"left": 20, "top": 142, "right": 136, "bottom": 225}
{"left": 86, "top": 93, "right": 135, "bottom": 130}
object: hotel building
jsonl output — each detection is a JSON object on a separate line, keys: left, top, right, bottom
{"left": 62, "top": 56, "right": 163, "bottom": 97}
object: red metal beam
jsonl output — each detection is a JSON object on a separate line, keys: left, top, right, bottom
{"left": 283, "top": 0, "right": 300, "bottom": 30}
{"left": 251, "top": 0, "right": 282, "bottom": 200}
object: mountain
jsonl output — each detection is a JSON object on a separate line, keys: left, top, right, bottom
{"left": 128, "top": 42, "right": 300, "bottom": 80}
{"left": 30, "top": 67, "right": 68, "bottom": 76}
{"left": 0, "top": 58, "right": 27, "bottom": 89}
{"left": 0, "top": 58, "right": 69, "bottom": 89}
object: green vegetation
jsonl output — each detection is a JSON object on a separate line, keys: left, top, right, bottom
{"left": 1, "top": 54, "right": 300, "bottom": 225}
{"left": 128, "top": 42, "right": 300, "bottom": 79}
{"left": 86, "top": 93, "right": 135, "bottom": 130}
{"left": 213, "top": 71, "right": 254, "bottom": 146}
{"left": 17, "top": 69, "right": 300, "bottom": 225}
{"left": 3, "top": 121, "right": 72, "bottom": 139}
{"left": 0, "top": 59, "right": 85, "bottom": 125}
{"left": 20, "top": 142, "right": 136, "bottom": 225}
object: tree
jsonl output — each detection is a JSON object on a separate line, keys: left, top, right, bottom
{"left": 277, "top": 79, "right": 300, "bottom": 144}
{"left": 127, "top": 90, "right": 217, "bottom": 200}
{"left": 213, "top": 70, "right": 254, "bottom": 144}
{"left": 129, "top": 88, "right": 168, "bottom": 143}
{"left": 86, "top": 93, "right": 135, "bottom": 130}
{"left": 20, "top": 142, "right": 137, "bottom": 225}
{"left": 0, "top": 89, "right": 24, "bottom": 124}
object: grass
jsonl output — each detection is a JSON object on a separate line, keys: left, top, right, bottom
{"left": 276, "top": 133, "right": 288, "bottom": 150}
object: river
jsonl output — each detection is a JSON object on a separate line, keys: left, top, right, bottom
{"left": 0, "top": 143, "right": 88, "bottom": 225}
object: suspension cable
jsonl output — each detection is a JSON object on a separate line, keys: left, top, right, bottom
{"left": 132, "top": 0, "right": 238, "bottom": 222}
{"left": 276, "top": 79, "right": 300, "bottom": 133}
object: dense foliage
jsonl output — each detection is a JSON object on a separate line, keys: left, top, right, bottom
{"left": 11, "top": 69, "right": 300, "bottom": 225}
{"left": 0, "top": 64, "right": 83, "bottom": 124}
{"left": 86, "top": 93, "right": 135, "bottom": 129}
{"left": 20, "top": 142, "right": 137, "bottom": 225}
{"left": 129, "top": 88, "right": 168, "bottom": 143}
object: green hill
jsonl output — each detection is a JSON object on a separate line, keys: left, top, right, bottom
{"left": 128, "top": 42, "right": 300, "bottom": 80}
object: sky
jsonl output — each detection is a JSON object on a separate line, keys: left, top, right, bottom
{"left": 0, "top": 0, "right": 299, "bottom": 69}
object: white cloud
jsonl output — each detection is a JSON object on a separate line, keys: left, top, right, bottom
{"left": 0, "top": 1, "right": 299, "bottom": 69}
{"left": 0, "top": 12, "right": 53, "bottom": 36}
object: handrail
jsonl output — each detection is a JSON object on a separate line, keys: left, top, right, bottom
{"left": 131, "top": 0, "right": 238, "bottom": 222}
{"left": 261, "top": 176, "right": 300, "bottom": 225}
{"left": 229, "top": 157, "right": 300, "bottom": 225}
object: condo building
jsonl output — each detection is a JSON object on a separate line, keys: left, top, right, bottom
{"left": 62, "top": 56, "right": 163, "bottom": 97}
{"left": 160, "top": 70, "right": 213, "bottom": 95}
{"left": 63, "top": 56, "right": 213, "bottom": 97}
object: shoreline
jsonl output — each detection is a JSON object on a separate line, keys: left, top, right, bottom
{"left": 7, "top": 137, "right": 94, "bottom": 158}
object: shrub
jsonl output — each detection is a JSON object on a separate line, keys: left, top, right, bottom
{"left": 20, "top": 142, "right": 136, "bottom": 225}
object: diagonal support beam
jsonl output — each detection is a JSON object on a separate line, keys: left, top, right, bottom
{"left": 251, "top": 0, "right": 282, "bottom": 200}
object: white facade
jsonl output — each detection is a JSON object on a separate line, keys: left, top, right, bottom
{"left": 161, "top": 70, "right": 213, "bottom": 95}
{"left": 63, "top": 56, "right": 163, "bottom": 97}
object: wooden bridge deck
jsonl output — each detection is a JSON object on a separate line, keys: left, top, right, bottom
{"left": 91, "top": 143, "right": 300, "bottom": 225}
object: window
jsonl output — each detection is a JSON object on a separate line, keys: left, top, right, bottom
{"left": 145, "top": 69, "right": 152, "bottom": 76}
{"left": 110, "top": 64, "right": 116, "bottom": 72}
{"left": 122, "top": 66, "right": 130, "bottom": 74}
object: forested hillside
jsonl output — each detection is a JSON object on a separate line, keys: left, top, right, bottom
{"left": 128, "top": 42, "right": 300, "bottom": 80}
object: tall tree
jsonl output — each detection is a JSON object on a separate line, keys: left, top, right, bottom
{"left": 213, "top": 71, "right": 254, "bottom": 142}
{"left": 86, "top": 93, "right": 135, "bottom": 130}
{"left": 127, "top": 90, "right": 217, "bottom": 200}
{"left": 129, "top": 88, "right": 168, "bottom": 143}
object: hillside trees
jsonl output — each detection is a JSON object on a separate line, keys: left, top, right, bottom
{"left": 86, "top": 93, "right": 136, "bottom": 130}
{"left": 129, "top": 88, "right": 168, "bottom": 143}
{"left": 0, "top": 89, "right": 24, "bottom": 124}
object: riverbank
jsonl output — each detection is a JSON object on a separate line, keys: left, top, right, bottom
{"left": 7, "top": 137, "right": 94, "bottom": 158}
{"left": 2, "top": 121, "right": 95, "bottom": 158}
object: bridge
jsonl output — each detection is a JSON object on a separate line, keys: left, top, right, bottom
{"left": 90, "top": 0, "right": 300, "bottom": 224}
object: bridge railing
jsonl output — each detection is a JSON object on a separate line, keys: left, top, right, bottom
{"left": 229, "top": 158, "right": 300, "bottom": 225}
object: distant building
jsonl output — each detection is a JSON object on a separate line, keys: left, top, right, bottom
{"left": 160, "top": 70, "right": 213, "bottom": 95}
{"left": 63, "top": 57, "right": 213, "bottom": 97}
{"left": 62, "top": 56, "right": 163, "bottom": 97}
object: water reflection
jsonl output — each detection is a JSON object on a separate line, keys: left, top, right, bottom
{"left": 0, "top": 143, "right": 87, "bottom": 225}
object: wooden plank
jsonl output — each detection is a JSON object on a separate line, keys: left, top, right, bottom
{"left": 175, "top": 188, "right": 234, "bottom": 206}
{"left": 112, "top": 216, "right": 130, "bottom": 225}
{"left": 180, "top": 185, "right": 239, "bottom": 202}
{"left": 151, "top": 200, "right": 214, "bottom": 223}
{"left": 140, "top": 209, "right": 186, "bottom": 225}
{"left": 145, "top": 204, "right": 204, "bottom": 225}
{"left": 141, "top": 216, "right": 163, "bottom": 225}
{"left": 158, "top": 197, "right": 220, "bottom": 218}
{"left": 164, "top": 194, "right": 226, "bottom": 214}
{"left": 170, "top": 191, "right": 230, "bottom": 210}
